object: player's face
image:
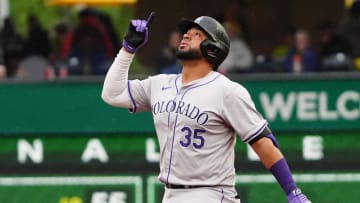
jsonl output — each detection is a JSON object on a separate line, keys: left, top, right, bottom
{"left": 176, "top": 27, "right": 208, "bottom": 60}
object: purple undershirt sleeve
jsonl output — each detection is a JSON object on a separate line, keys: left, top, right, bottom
{"left": 270, "top": 158, "right": 297, "bottom": 195}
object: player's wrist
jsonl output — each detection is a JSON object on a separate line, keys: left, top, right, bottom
{"left": 119, "top": 48, "right": 136, "bottom": 57}
{"left": 270, "top": 158, "right": 297, "bottom": 195}
{"left": 122, "top": 40, "right": 137, "bottom": 54}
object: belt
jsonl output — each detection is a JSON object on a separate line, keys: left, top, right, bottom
{"left": 165, "top": 183, "right": 213, "bottom": 189}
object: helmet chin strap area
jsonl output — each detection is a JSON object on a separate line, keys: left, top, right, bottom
{"left": 200, "top": 40, "right": 226, "bottom": 70}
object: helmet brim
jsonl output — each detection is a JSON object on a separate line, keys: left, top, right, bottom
{"left": 178, "top": 18, "right": 198, "bottom": 34}
{"left": 178, "top": 18, "right": 214, "bottom": 41}
{"left": 178, "top": 18, "right": 213, "bottom": 39}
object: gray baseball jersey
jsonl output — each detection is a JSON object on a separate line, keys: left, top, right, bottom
{"left": 102, "top": 50, "right": 267, "bottom": 188}
{"left": 127, "top": 70, "right": 267, "bottom": 187}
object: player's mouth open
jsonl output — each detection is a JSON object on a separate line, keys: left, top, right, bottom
{"left": 179, "top": 42, "right": 188, "bottom": 49}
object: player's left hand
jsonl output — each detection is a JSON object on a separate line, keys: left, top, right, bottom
{"left": 123, "top": 12, "right": 155, "bottom": 53}
{"left": 287, "top": 188, "right": 311, "bottom": 203}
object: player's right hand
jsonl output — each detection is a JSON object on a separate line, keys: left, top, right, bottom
{"left": 287, "top": 188, "right": 311, "bottom": 203}
{"left": 123, "top": 12, "right": 155, "bottom": 53}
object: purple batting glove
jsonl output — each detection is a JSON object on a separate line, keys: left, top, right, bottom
{"left": 122, "top": 19, "right": 149, "bottom": 53}
{"left": 122, "top": 12, "right": 155, "bottom": 53}
{"left": 287, "top": 188, "right": 311, "bottom": 203}
{"left": 132, "top": 19, "right": 148, "bottom": 32}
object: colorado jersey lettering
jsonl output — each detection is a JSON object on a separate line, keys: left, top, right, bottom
{"left": 127, "top": 71, "right": 267, "bottom": 186}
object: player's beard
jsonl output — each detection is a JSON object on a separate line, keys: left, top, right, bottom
{"left": 175, "top": 48, "right": 202, "bottom": 60}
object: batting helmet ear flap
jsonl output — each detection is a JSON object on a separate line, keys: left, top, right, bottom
{"left": 200, "top": 39, "right": 229, "bottom": 70}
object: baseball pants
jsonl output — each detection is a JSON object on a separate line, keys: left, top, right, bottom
{"left": 162, "top": 186, "right": 241, "bottom": 203}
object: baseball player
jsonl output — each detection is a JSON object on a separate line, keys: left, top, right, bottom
{"left": 101, "top": 13, "right": 311, "bottom": 203}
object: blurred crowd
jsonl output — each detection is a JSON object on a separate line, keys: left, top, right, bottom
{"left": 0, "top": 8, "right": 120, "bottom": 80}
{"left": 154, "top": 1, "right": 360, "bottom": 75}
{"left": 1, "top": 2, "right": 360, "bottom": 80}
{"left": 215, "top": 0, "right": 360, "bottom": 75}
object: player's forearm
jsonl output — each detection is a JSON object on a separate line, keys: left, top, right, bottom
{"left": 251, "top": 137, "right": 283, "bottom": 169}
{"left": 252, "top": 137, "right": 297, "bottom": 195}
{"left": 101, "top": 48, "right": 134, "bottom": 107}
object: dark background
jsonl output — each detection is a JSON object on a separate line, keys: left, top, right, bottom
{"left": 134, "top": 0, "right": 344, "bottom": 67}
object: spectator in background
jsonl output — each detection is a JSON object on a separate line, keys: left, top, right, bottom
{"left": 216, "top": 0, "right": 250, "bottom": 43}
{"left": 13, "top": 14, "right": 57, "bottom": 80}
{"left": 317, "top": 20, "right": 352, "bottom": 57}
{"left": 284, "top": 29, "right": 320, "bottom": 73}
{"left": 24, "top": 14, "right": 52, "bottom": 59}
{"left": 97, "top": 11, "right": 121, "bottom": 55}
{"left": 0, "top": 46, "right": 5, "bottom": 79}
{"left": 61, "top": 8, "right": 114, "bottom": 76}
{"left": 337, "top": 0, "right": 360, "bottom": 70}
{"left": 0, "top": 17, "right": 25, "bottom": 78}
{"left": 218, "top": 22, "right": 253, "bottom": 74}
{"left": 0, "top": 65, "right": 5, "bottom": 79}
{"left": 317, "top": 20, "right": 353, "bottom": 71}
{"left": 50, "top": 22, "right": 69, "bottom": 78}
{"left": 272, "top": 25, "right": 295, "bottom": 72}
{"left": 154, "top": 30, "right": 182, "bottom": 74}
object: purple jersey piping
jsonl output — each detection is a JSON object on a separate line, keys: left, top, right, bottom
{"left": 244, "top": 121, "right": 268, "bottom": 143}
{"left": 166, "top": 73, "right": 221, "bottom": 184}
{"left": 127, "top": 80, "right": 137, "bottom": 113}
{"left": 181, "top": 73, "right": 221, "bottom": 99}
{"left": 166, "top": 113, "right": 180, "bottom": 183}
{"left": 220, "top": 188, "right": 225, "bottom": 203}
{"left": 164, "top": 75, "right": 181, "bottom": 182}
{"left": 167, "top": 75, "right": 181, "bottom": 127}
{"left": 174, "top": 75, "right": 181, "bottom": 94}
